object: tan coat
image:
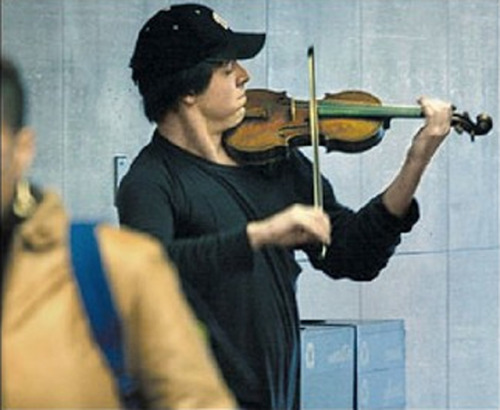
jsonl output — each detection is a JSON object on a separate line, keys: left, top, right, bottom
{"left": 1, "top": 191, "right": 236, "bottom": 408}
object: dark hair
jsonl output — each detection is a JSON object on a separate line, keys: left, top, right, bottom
{"left": 131, "top": 59, "right": 224, "bottom": 123}
{"left": 1, "top": 56, "right": 26, "bottom": 134}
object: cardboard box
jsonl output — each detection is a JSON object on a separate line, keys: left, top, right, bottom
{"left": 358, "top": 367, "right": 405, "bottom": 409}
{"left": 300, "top": 324, "right": 355, "bottom": 409}
{"left": 301, "top": 320, "right": 406, "bottom": 409}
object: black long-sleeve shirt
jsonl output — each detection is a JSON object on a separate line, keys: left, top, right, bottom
{"left": 117, "top": 131, "right": 419, "bottom": 409}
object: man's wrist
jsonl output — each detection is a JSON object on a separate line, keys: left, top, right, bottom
{"left": 247, "top": 222, "right": 262, "bottom": 250}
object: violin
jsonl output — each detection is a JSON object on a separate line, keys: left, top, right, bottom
{"left": 224, "top": 88, "right": 493, "bottom": 165}
{"left": 226, "top": 46, "right": 493, "bottom": 259}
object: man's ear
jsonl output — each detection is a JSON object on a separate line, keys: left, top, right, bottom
{"left": 181, "top": 92, "right": 197, "bottom": 106}
{"left": 14, "top": 126, "right": 36, "bottom": 178}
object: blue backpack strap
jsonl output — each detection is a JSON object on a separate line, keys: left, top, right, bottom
{"left": 70, "top": 222, "right": 145, "bottom": 409}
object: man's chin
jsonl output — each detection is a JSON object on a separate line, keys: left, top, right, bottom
{"left": 226, "top": 109, "right": 246, "bottom": 131}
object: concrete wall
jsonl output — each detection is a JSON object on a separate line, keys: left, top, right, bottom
{"left": 2, "top": 0, "right": 498, "bottom": 408}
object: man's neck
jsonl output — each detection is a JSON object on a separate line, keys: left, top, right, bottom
{"left": 157, "top": 114, "right": 238, "bottom": 166}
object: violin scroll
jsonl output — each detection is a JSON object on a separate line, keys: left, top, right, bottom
{"left": 451, "top": 111, "right": 493, "bottom": 142}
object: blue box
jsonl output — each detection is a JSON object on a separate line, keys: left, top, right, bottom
{"left": 323, "top": 320, "right": 406, "bottom": 409}
{"left": 358, "top": 367, "right": 405, "bottom": 409}
{"left": 300, "top": 324, "right": 355, "bottom": 409}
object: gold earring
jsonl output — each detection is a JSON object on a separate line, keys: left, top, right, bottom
{"left": 13, "top": 179, "right": 37, "bottom": 218}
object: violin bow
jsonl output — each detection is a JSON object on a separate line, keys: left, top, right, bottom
{"left": 308, "top": 46, "right": 327, "bottom": 259}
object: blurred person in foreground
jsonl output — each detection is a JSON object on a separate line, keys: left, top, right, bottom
{"left": 1, "top": 55, "right": 236, "bottom": 408}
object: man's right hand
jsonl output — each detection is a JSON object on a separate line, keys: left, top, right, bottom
{"left": 246, "top": 204, "right": 331, "bottom": 250}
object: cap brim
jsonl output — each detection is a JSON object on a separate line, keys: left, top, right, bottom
{"left": 211, "top": 32, "right": 265, "bottom": 61}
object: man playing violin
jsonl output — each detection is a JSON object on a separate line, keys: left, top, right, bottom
{"left": 117, "top": 4, "right": 452, "bottom": 409}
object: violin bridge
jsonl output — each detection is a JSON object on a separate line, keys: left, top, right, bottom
{"left": 290, "top": 97, "right": 297, "bottom": 121}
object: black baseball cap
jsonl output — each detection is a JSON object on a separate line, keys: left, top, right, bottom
{"left": 130, "top": 4, "right": 266, "bottom": 77}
